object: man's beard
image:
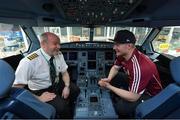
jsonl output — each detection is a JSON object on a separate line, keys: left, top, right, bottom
{"left": 52, "top": 50, "right": 59, "bottom": 56}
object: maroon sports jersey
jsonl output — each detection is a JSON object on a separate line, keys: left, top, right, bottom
{"left": 114, "top": 48, "right": 162, "bottom": 96}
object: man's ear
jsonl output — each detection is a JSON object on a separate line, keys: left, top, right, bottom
{"left": 41, "top": 40, "right": 47, "bottom": 45}
{"left": 127, "top": 43, "right": 134, "bottom": 49}
{"left": 40, "top": 40, "right": 46, "bottom": 49}
{"left": 126, "top": 44, "right": 131, "bottom": 49}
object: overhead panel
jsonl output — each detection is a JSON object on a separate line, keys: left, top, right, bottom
{"left": 55, "top": 0, "right": 143, "bottom": 25}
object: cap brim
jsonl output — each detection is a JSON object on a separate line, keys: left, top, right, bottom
{"left": 108, "top": 39, "right": 132, "bottom": 44}
{"left": 108, "top": 38, "right": 120, "bottom": 43}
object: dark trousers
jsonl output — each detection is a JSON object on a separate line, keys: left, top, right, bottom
{"left": 30, "top": 82, "right": 80, "bottom": 118}
{"left": 110, "top": 72, "right": 151, "bottom": 118}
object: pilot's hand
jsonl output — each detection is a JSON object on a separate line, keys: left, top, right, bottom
{"left": 62, "top": 86, "right": 70, "bottom": 99}
{"left": 39, "top": 92, "right": 56, "bottom": 102}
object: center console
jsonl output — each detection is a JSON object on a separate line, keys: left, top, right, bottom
{"left": 74, "top": 51, "right": 117, "bottom": 119}
{"left": 61, "top": 42, "right": 118, "bottom": 119}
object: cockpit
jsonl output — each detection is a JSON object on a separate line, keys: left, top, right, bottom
{"left": 0, "top": 0, "right": 180, "bottom": 119}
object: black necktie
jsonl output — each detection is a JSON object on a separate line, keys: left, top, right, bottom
{"left": 49, "top": 57, "right": 56, "bottom": 84}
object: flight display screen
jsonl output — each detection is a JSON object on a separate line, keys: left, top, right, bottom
{"left": 88, "top": 52, "right": 96, "bottom": 60}
{"left": 105, "top": 52, "right": 113, "bottom": 60}
{"left": 88, "top": 61, "right": 96, "bottom": 70}
{"left": 69, "top": 52, "right": 78, "bottom": 60}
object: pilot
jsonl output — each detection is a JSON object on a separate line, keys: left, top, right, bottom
{"left": 98, "top": 30, "right": 162, "bottom": 117}
{"left": 13, "top": 32, "right": 80, "bottom": 118}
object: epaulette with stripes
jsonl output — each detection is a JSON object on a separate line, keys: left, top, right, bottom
{"left": 27, "top": 53, "right": 38, "bottom": 60}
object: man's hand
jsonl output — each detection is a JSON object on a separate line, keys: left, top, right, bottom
{"left": 100, "top": 78, "right": 111, "bottom": 82}
{"left": 98, "top": 78, "right": 111, "bottom": 88}
{"left": 38, "top": 92, "right": 56, "bottom": 102}
{"left": 98, "top": 80, "right": 110, "bottom": 88}
{"left": 62, "top": 86, "right": 70, "bottom": 99}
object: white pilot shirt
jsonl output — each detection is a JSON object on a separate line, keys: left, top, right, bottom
{"left": 14, "top": 48, "right": 68, "bottom": 90}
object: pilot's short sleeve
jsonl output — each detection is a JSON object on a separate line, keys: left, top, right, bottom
{"left": 13, "top": 59, "right": 33, "bottom": 85}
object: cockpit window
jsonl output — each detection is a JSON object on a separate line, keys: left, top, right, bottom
{"left": 93, "top": 27, "right": 151, "bottom": 45}
{"left": 33, "top": 27, "right": 90, "bottom": 43}
{"left": 33, "top": 27, "right": 151, "bottom": 45}
{"left": 152, "top": 26, "right": 180, "bottom": 57}
{"left": 0, "top": 23, "right": 29, "bottom": 58}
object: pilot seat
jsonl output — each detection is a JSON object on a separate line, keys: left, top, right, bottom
{"left": 135, "top": 56, "right": 180, "bottom": 118}
{"left": 0, "top": 59, "right": 56, "bottom": 119}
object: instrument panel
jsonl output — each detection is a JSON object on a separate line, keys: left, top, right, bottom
{"left": 61, "top": 42, "right": 118, "bottom": 118}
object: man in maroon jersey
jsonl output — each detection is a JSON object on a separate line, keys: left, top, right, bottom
{"left": 98, "top": 30, "right": 162, "bottom": 117}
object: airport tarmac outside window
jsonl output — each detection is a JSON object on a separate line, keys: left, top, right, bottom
{"left": 33, "top": 27, "right": 90, "bottom": 43}
{"left": 93, "top": 27, "right": 151, "bottom": 46}
{"left": 0, "top": 23, "right": 29, "bottom": 58}
{"left": 152, "top": 26, "right": 180, "bottom": 57}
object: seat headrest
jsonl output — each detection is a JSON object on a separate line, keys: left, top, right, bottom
{"left": 170, "top": 56, "right": 180, "bottom": 85}
{"left": 0, "top": 59, "right": 15, "bottom": 98}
